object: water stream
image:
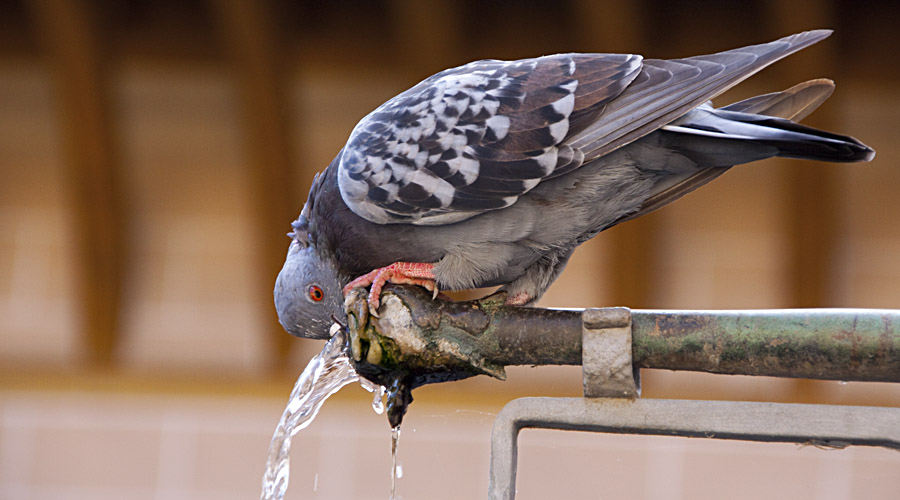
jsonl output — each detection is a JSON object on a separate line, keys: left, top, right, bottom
{"left": 390, "top": 427, "right": 401, "bottom": 499}
{"left": 259, "top": 324, "right": 396, "bottom": 499}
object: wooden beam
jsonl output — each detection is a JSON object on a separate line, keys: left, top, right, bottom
{"left": 26, "top": 0, "right": 125, "bottom": 366}
{"left": 571, "top": 1, "right": 656, "bottom": 308}
{"left": 387, "top": 0, "right": 460, "bottom": 71}
{"left": 209, "top": 0, "right": 298, "bottom": 372}
{"left": 763, "top": 0, "right": 839, "bottom": 308}
{"left": 571, "top": 0, "right": 645, "bottom": 53}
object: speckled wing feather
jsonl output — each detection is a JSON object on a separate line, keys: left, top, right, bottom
{"left": 338, "top": 29, "right": 832, "bottom": 226}
{"left": 337, "top": 53, "right": 643, "bottom": 225}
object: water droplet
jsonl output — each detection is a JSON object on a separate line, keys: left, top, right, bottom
{"left": 395, "top": 463, "right": 404, "bottom": 479}
{"left": 839, "top": 381, "right": 848, "bottom": 386}
{"left": 372, "top": 385, "right": 386, "bottom": 415}
{"left": 358, "top": 376, "right": 386, "bottom": 415}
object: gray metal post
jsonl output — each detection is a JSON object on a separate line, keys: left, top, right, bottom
{"left": 488, "top": 398, "right": 900, "bottom": 500}
{"left": 487, "top": 307, "right": 900, "bottom": 500}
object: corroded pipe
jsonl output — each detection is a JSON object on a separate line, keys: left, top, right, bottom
{"left": 345, "top": 285, "right": 900, "bottom": 426}
{"left": 351, "top": 285, "right": 900, "bottom": 381}
{"left": 631, "top": 309, "right": 900, "bottom": 381}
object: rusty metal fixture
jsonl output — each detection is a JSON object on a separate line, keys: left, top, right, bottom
{"left": 582, "top": 307, "right": 639, "bottom": 398}
{"left": 344, "top": 284, "right": 900, "bottom": 426}
{"left": 630, "top": 309, "right": 900, "bottom": 380}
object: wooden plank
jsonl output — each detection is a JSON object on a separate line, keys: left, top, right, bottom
{"left": 763, "top": 0, "right": 839, "bottom": 308}
{"left": 26, "top": 0, "right": 125, "bottom": 366}
{"left": 571, "top": 0, "right": 645, "bottom": 53}
{"left": 387, "top": 0, "right": 460, "bottom": 71}
{"left": 570, "top": 1, "right": 656, "bottom": 308}
{"left": 209, "top": 0, "right": 299, "bottom": 372}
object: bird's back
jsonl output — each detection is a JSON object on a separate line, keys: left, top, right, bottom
{"left": 304, "top": 30, "right": 872, "bottom": 300}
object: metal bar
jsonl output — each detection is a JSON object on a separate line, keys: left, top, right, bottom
{"left": 348, "top": 288, "right": 900, "bottom": 428}
{"left": 489, "top": 397, "right": 900, "bottom": 500}
{"left": 631, "top": 308, "right": 900, "bottom": 381}
{"left": 352, "top": 287, "right": 900, "bottom": 384}
{"left": 494, "top": 307, "right": 900, "bottom": 382}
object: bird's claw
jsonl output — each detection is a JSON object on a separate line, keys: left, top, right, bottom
{"left": 343, "top": 262, "right": 437, "bottom": 317}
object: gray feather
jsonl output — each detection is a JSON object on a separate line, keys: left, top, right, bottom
{"left": 721, "top": 78, "right": 834, "bottom": 121}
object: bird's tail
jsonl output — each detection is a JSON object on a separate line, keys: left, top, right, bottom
{"left": 661, "top": 79, "right": 875, "bottom": 163}
{"left": 720, "top": 77, "right": 833, "bottom": 121}
{"left": 611, "top": 80, "right": 874, "bottom": 227}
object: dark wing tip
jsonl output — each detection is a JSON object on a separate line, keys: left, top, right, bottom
{"left": 858, "top": 144, "right": 877, "bottom": 162}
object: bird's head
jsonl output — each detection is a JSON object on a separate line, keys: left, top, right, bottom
{"left": 274, "top": 217, "right": 344, "bottom": 339}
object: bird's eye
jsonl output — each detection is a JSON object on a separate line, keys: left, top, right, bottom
{"left": 308, "top": 285, "right": 324, "bottom": 302}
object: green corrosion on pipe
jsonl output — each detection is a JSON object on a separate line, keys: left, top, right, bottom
{"left": 630, "top": 309, "right": 900, "bottom": 381}
{"left": 344, "top": 285, "right": 900, "bottom": 427}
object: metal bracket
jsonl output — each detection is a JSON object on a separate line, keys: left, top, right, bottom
{"left": 581, "top": 307, "right": 640, "bottom": 398}
{"left": 488, "top": 307, "right": 900, "bottom": 500}
{"left": 488, "top": 397, "right": 900, "bottom": 500}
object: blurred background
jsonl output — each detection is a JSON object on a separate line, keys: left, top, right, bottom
{"left": 2, "top": 0, "right": 899, "bottom": 498}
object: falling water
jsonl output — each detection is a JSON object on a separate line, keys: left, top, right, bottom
{"left": 390, "top": 426, "right": 401, "bottom": 499}
{"left": 260, "top": 324, "right": 383, "bottom": 500}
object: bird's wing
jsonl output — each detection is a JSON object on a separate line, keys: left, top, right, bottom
{"left": 337, "top": 53, "right": 643, "bottom": 225}
{"left": 567, "top": 30, "right": 832, "bottom": 159}
{"left": 338, "top": 30, "right": 832, "bottom": 226}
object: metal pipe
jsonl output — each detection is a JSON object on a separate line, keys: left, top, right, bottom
{"left": 345, "top": 286, "right": 900, "bottom": 426}
{"left": 485, "top": 308, "right": 900, "bottom": 382}
{"left": 496, "top": 307, "right": 900, "bottom": 382}
{"left": 631, "top": 308, "right": 900, "bottom": 382}
{"left": 349, "top": 286, "right": 900, "bottom": 383}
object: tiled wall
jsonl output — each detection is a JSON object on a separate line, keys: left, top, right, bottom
{"left": 2, "top": 387, "right": 899, "bottom": 500}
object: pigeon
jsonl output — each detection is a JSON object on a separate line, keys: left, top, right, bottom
{"left": 275, "top": 29, "right": 874, "bottom": 339}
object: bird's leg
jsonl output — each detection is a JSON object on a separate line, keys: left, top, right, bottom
{"left": 505, "top": 292, "right": 533, "bottom": 306}
{"left": 343, "top": 262, "right": 437, "bottom": 313}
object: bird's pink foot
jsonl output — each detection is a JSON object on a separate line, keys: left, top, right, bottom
{"left": 343, "top": 262, "right": 437, "bottom": 313}
{"left": 505, "top": 291, "right": 533, "bottom": 306}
